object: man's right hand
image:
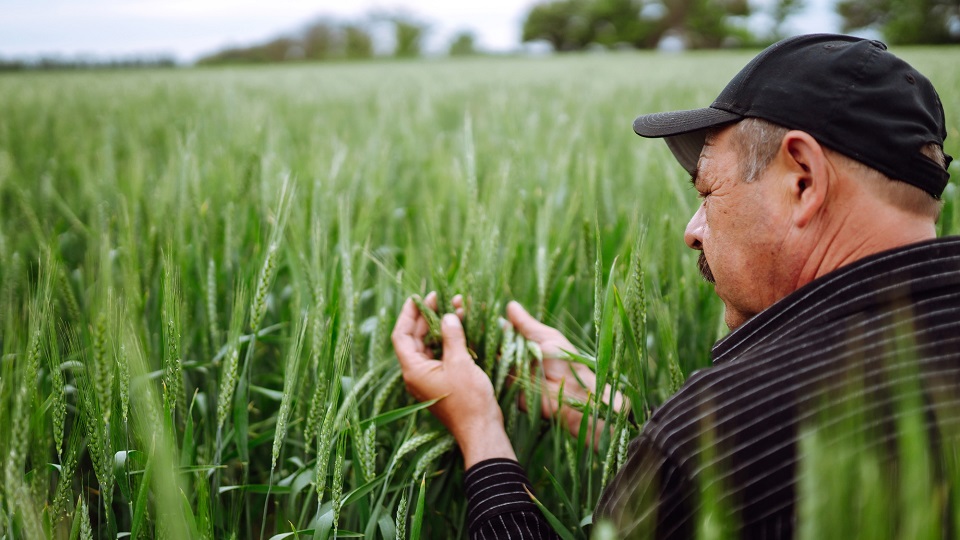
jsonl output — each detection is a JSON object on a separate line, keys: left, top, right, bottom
{"left": 505, "top": 301, "right": 624, "bottom": 444}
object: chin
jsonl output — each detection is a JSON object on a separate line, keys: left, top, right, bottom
{"left": 723, "top": 314, "right": 740, "bottom": 331}
{"left": 721, "top": 304, "right": 749, "bottom": 330}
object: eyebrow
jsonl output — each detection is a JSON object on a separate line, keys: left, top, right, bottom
{"left": 690, "top": 136, "right": 714, "bottom": 191}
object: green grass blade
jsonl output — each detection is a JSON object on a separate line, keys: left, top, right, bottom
{"left": 542, "top": 466, "right": 578, "bottom": 523}
{"left": 523, "top": 486, "right": 578, "bottom": 540}
{"left": 359, "top": 398, "right": 441, "bottom": 428}
{"left": 131, "top": 455, "right": 153, "bottom": 539}
{"left": 271, "top": 529, "right": 363, "bottom": 539}
{"left": 69, "top": 496, "right": 83, "bottom": 540}
{"left": 410, "top": 474, "right": 427, "bottom": 540}
{"left": 613, "top": 286, "right": 646, "bottom": 413}
{"left": 342, "top": 473, "right": 387, "bottom": 506}
{"left": 233, "top": 371, "right": 250, "bottom": 463}
{"left": 218, "top": 484, "right": 293, "bottom": 495}
{"left": 595, "top": 257, "right": 619, "bottom": 399}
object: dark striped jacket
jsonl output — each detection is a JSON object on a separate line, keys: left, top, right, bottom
{"left": 465, "top": 237, "right": 960, "bottom": 539}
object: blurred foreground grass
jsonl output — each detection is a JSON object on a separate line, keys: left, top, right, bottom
{"left": 0, "top": 48, "right": 959, "bottom": 539}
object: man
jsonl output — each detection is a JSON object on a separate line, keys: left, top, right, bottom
{"left": 392, "top": 34, "right": 958, "bottom": 538}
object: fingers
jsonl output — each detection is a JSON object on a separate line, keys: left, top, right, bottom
{"left": 452, "top": 294, "right": 465, "bottom": 319}
{"left": 393, "top": 298, "right": 420, "bottom": 335}
{"left": 393, "top": 296, "right": 444, "bottom": 366}
{"left": 506, "top": 301, "right": 555, "bottom": 342}
{"left": 394, "top": 299, "right": 439, "bottom": 398}
{"left": 393, "top": 299, "right": 426, "bottom": 355}
{"left": 440, "top": 314, "right": 469, "bottom": 364}
{"left": 410, "top": 292, "right": 439, "bottom": 339}
{"left": 601, "top": 384, "right": 627, "bottom": 414}
{"left": 538, "top": 378, "right": 570, "bottom": 419}
{"left": 538, "top": 381, "right": 608, "bottom": 449}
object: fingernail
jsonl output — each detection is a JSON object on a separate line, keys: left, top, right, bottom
{"left": 442, "top": 313, "right": 458, "bottom": 326}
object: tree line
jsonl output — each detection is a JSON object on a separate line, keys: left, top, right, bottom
{"left": 4, "top": 0, "right": 952, "bottom": 71}
{"left": 837, "top": 0, "right": 960, "bottom": 45}
{"left": 0, "top": 56, "right": 177, "bottom": 72}
{"left": 196, "top": 0, "right": 957, "bottom": 66}
{"left": 197, "top": 13, "right": 472, "bottom": 65}
{"left": 522, "top": 0, "right": 793, "bottom": 50}
{"left": 522, "top": 0, "right": 958, "bottom": 51}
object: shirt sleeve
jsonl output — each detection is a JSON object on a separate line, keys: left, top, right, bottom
{"left": 594, "top": 433, "right": 695, "bottom": 540}
{"left": 464, "top": 458, "right": 560, "bottom": 540}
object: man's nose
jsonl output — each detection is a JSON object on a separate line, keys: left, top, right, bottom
{"left": 684, "top": 204, "right": 705, "bottom": 250}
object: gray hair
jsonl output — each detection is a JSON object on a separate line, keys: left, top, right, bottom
{"left": 729, "top": 117, "right": 943, "bottom": 218}
{"left": 731, "top": 118, "right": 788, "bottom": 183}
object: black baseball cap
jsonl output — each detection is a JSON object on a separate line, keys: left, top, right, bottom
{"left": 633, "top": 33, "right": 953, "bottom": 198}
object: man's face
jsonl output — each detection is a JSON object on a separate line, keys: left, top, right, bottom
{"left": 683, "top": 125, "right": 796, "bottom": 329}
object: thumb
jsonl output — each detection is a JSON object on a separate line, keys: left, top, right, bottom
{"left": 441, "top": 314, "right": 468, "bottom": 362}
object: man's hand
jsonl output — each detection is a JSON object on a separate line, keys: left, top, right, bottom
{"left": 505, "top": 301, "right": 624, "bottom": 445}
{"left": 392, "top": 292, "right": 516, "bottom": 468}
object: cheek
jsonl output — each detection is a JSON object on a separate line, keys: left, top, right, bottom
{"left": 702, "top": 204, "right": 733, "bottom": 254}
{"left": 702, "top": 204, "right": 753, "bottom": 278}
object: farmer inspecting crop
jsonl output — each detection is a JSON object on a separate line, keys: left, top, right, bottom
{"left": 393, "top": 33, "right": 959, "bottom": 539}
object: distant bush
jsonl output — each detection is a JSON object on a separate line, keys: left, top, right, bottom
{"left": 197, "top": 14, "right": 428, "bottom": 66}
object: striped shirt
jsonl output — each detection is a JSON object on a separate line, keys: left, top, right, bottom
{"left": 465, "top": 237, "right": 960, "bottom": 539}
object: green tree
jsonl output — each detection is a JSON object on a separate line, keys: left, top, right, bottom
{"left": 521, "top": 0, "right": 755, "bottom": 51}
{"left": 770, "top": 0, "right": 805, "bottom": 40}
{"left": 449, "top": 31, "right": 478, "bottom": 56}
{"left": 393, "top": 17, "right": 428, "bottom": 57}
{"left": 837, "top": 0, "right": 960, "bottom": 44}
{"left": 344, "top": 25, "right": 374, "bottom": 59}
{"left": 521, "top": 0, "right": 594, "bottom": 51}
{"left": 304, "top": 21, "right": 338, "bottom": 60}
{"left": 587, "top": 0, "right": 661, "bottom": 48}
{"left": 198, "top": 21, "right": 375, "bottom": 64}
{"left": 263, "top": 38, "right": 299, "bottom": 62}
{"left": 674, "top": 0, "right": 751, "bottom": 48}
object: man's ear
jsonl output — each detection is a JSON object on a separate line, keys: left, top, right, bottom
{"left": 779, "top": 130, "right": 829, "bottom": 228}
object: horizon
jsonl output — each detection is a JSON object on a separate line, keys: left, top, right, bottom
{"left": 2, "top": 0, "right": 844, "bottom": 64}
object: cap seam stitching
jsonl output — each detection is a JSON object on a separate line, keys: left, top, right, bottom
{"left": 821, "top": 41, "right": 877, "bottom": 144}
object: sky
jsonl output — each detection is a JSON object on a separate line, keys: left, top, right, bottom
{"left": 1, "top": 0, "right": 842, "bottom": 63}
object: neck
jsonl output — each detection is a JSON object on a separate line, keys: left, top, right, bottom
{"left": 796, "top": 206, "right": 937, "bottom": 287}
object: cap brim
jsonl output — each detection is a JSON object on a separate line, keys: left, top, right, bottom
{"left": 633, "top": 107, "right": 741, "bottom": 174}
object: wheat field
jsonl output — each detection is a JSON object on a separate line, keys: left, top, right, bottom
{"left": 1, "top": 49, "right": 959, "bottom": 539}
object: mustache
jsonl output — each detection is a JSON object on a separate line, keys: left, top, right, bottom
{"left": 698, "top": 252, "right": 715, "bottom": 284}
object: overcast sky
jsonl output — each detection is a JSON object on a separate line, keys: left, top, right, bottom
{"left": 2, "top": 0, "right": 842, "bottom": 62}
